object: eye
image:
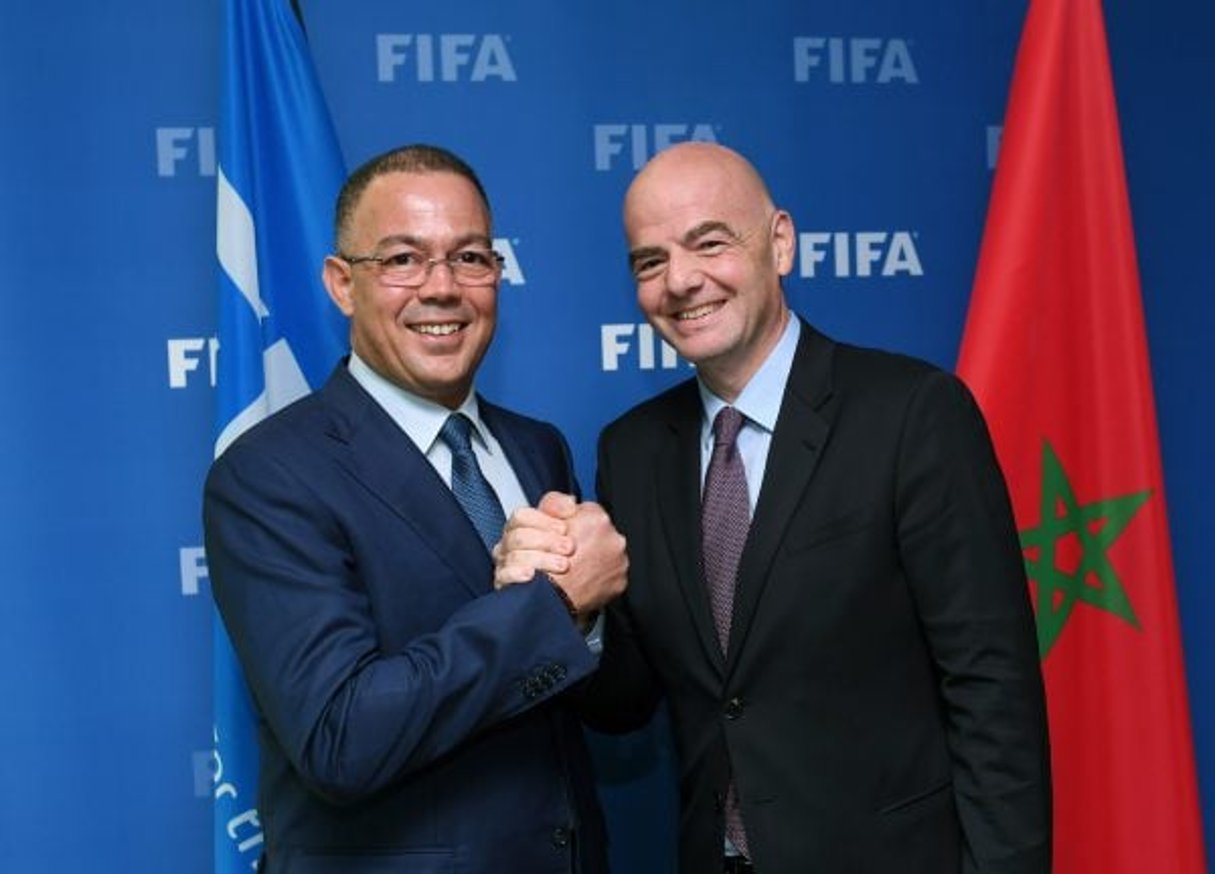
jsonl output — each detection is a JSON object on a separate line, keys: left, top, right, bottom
{"left": 632, "top": 256, "right": 667, "bottom": 279}
{"left": 695, "top": 236, "right": 732, "bottom": 254}
{"left": 381, "top": 251, "right": 422, "bottom": 268}
{"left": 454, "top": 249, "right": 495, "bottom": 269}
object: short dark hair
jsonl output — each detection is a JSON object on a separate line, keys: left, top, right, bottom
{"left": 333, "top": 144, "right": 492, "bottom": 249}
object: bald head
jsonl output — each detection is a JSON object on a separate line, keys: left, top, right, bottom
{"left": 624, "top": 143, "right": 776, "bottom": 239}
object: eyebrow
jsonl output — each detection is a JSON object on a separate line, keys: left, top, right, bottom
{"left": 374, "top": 232, "right": 494, "bottom": 252}
{"left": 627, "top": 220, "right": 740, "bottom": 271}
{"left": 682, "top": 220, "right": 738, "bottom": 244}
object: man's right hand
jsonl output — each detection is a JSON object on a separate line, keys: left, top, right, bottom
{"left": 494, "top": 492, "right": 628, "bottom": 615}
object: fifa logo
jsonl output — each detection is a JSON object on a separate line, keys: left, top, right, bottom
{"left": 156, "top": 127, "right": 216, "bottom": 177}
{"left": 793, "top": 37, "right": 918, "bottom": 84}
{"left": 987, "top": 125, "right": 1003, "bottom": 171}
{"left": 168, "top": 337, "right": 219, "bottom": 388}
{"left": 377, "top": 34, "right": 517, "bottom": 82}
{"left": 180, "top": 547, "right": 208, "bottom": 596}
{"left": 600, "top": 324, "right": 687, "bottom": 372}
{"left": 593, "top": 124, "right": 719, "bottom": 172}
{"left": 798, "top": 232, "right": 924, "bottom": 278}
{"left": 493, "top": 238, "right": 525, "bottom": 286}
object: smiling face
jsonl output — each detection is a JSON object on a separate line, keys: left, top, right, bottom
{"left": 624, "top": 143, "right": 795, "bottom": 400}
{"left": 323, "top": 170, "right": 497, "bottom": 409}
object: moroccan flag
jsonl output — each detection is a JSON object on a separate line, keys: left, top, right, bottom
{"left": 956, "top": 0, "right": 1206, "bottom": 870}
{"left": 212, "top": 0, "right": 347, "bottom": 870}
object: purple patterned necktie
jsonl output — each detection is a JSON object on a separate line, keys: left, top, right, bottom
{"left": 700, "top": 405, "right": 751, "bottom": 858}
{"left": 702, "top": 406, "right": 751, "bottom": 651}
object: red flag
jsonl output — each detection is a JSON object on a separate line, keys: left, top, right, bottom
{"left": 956, "top": 0, "right": 1206, "bottom": 870}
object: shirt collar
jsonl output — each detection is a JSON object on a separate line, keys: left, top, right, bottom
{"left": 698, "top": 316, "right": 800, "bottom": 440}
{"left": 347, "top": 352, "right": 492, "bottom": 454}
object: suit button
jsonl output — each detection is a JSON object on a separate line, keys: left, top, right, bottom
{"left": 724, "top": 697, "right": 744, "bottom": 720}
{"left": 551, "top": 827, "right": 570, "bottom": 848}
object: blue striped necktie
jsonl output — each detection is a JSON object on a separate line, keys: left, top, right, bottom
{"left": 439, "top": 413, "right": 507, "bottom": 552}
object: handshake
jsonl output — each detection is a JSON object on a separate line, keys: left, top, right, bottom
{"left": 492, "top": 492, "right": 629, "bottom": 622}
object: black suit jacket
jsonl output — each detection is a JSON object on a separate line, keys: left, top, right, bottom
{"left": 583, "top": 322, "right": 1050, "bottom": 873}
{"left": 204, "top": 364, "right": 607, "bottom": 874}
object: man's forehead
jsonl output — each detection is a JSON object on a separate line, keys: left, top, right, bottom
{"left": 630, "top": 175, "right": 754, "bottom": 224}
{"left": 626, "top": 196, "right": 744, "bottom": 239}
{"left": 363, "top": 170, "right": 470, "bottom": 201}
{"left": 371, "top": 230, "right": 493, "bottom": 251}
{"left": 355, "top": 174, "right": 488, "bottom": 226}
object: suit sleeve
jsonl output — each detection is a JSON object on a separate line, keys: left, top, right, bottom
{"left": 894, "top": 370, "right": 1052, "bottom": 872}
{"left": 571, "top": 429, "right": 665, "bottom": 734}
{"left": 203, "top": 439, "right": 597, "bottom": 806}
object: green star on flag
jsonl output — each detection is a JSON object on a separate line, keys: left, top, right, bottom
{"left": 1020, "top": 441, "right": 1151, "bottom": 658}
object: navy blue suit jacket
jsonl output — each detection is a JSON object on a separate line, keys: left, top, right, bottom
{"left": 204, "top": 363, "right": 607, "bottom": 874}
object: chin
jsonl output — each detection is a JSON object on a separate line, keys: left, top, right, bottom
{"left": 673, "top": 332, "right": 732, "bottom": 365}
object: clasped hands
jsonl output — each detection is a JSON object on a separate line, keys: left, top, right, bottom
{"left": 492, "top": 492, "right": 628, "bottom": 619}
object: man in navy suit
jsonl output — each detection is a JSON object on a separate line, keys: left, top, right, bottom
{"left": 497, "top": 142, "right": 1051, "bottom": 872}
{"left": 204, "top": 144, "right": 627, "bottom": 873}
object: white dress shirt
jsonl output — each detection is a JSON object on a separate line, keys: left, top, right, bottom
{"left": 347, "top": 353, "right": 529, "bottom": 518}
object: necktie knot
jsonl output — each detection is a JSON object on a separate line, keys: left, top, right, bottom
{"left": 712, "top": 406, "right": 745, "bottom": 449}
{"left": 439, "top": 413, "right": 476, "bottom": 457}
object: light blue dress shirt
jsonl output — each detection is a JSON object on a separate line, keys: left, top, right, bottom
{"left": 697, "top": 317, "right": 801, "bottom": 511}
{"left": 348, "top": 353, "right": 529, "bottom": 517}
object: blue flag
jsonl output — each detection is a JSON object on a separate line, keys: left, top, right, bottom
{"left": 212, "top": 0, "right": 346, "bottom": 869}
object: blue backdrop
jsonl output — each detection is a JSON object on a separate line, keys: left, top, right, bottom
{"left": 1, "top": 1, "right": 1211, "bottom": 869}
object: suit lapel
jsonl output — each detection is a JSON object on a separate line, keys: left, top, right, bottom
{"left": 655, "top": 381, "right": 728, "bottom": 674}
{"left": 728, "top": 323, "right": 837, "bottom": 664}
{"left": 320, "top": 366, "right": 492, "bottom": 597}
{"left": 480, "top": 400, "right": 553, "bottom": 505}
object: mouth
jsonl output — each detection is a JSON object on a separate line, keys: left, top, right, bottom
{"left": 674, "top": 302, "right": 724, "bottom": 322}
{"left": 408, "top": 322, "right": 465, "bottom": 337}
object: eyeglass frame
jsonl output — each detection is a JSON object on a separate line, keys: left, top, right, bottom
{"left": 337, "top": 248, "right": 505, "bottom": 287}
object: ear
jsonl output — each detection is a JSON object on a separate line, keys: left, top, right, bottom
{"left": 770, "top": 209, "right": 796, "bottom": 277}
{"left": 322, "top": 255, "right": 356, "bottom": 316}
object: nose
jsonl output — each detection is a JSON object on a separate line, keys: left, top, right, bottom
{"left": 416, "top": 258, "right": 460, "bottom": 301}
{"left": 664, "top": 247, "right": 704, "bottom": 297}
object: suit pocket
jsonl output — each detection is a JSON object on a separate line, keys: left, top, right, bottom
{"left": 878, "top": 778, "right": 953, "bottom": 816}
{"left": 874, "top": 780, "right": 960, "bottom": 870}
{"left": 783, "top": 503, "right": 879, "bottom": 555}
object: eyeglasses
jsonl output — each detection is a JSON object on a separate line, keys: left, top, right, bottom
{"left": 339, "top": 248, "right": 504, "bottom": 287}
